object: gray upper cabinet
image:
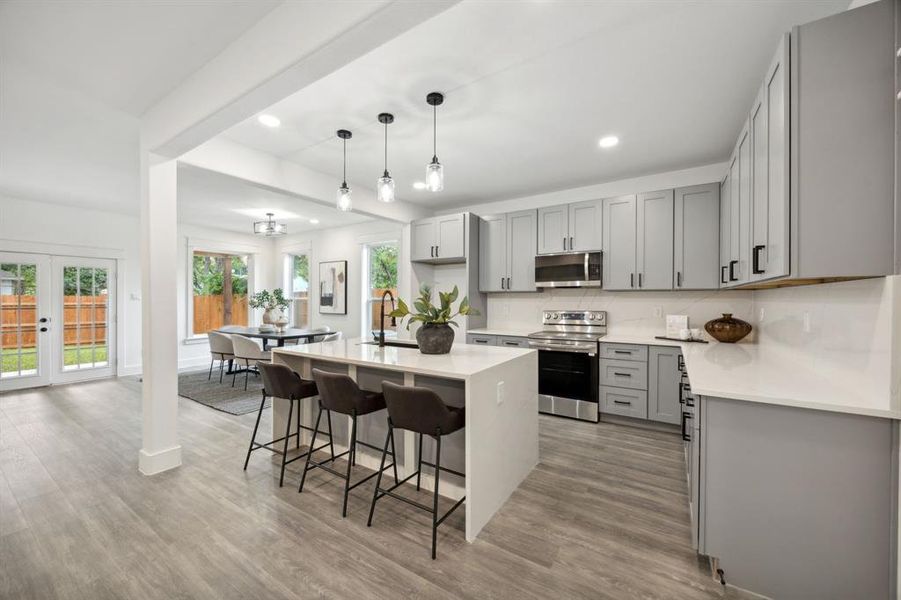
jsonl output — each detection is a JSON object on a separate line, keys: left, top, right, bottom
{"left": 674, "top": 183, "right": 720, "bottom": 290}
{"left": 537, "top": 200, "right": 602, "bottom": 254}
{"left": 478, "top": 215, "right": 506, "bottom": 292}
{"left": 636, "top": 189, "right": 674, "bottom": 290}
{"left": 411, "top": 213, "right": 466, "bottom": 264}
{"left": 536, "top": 205, "right": 568, "bottom": 254}
{"left": 725, "top": 120, "right": 751, "bottom": 287}
{"left": 648, "top": 346, "right": 682, "bottom": 425}
{"left": 602, "top": 195, "right": 637, "bottom": 290}
{"left": 749, "top": 35, "right": 790, "bottom": 283}
{"left": 568, "top": 200, "right": 603, "bottom": 251}
{"left": 719, "top": 174, "right": 731, "bottom": 288}
{"left": 478, "top": 210, "right": 537, "bottom": 292}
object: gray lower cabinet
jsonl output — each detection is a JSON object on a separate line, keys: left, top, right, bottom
{"left": 636, "top": 189, "right": 674, "bottom": 290}
{"left": 674, "top": 183, "right": 720, "bottom": 290}
{"left": 647, "top": 346, "right": 681, "bottom": 425}
{"left": 497, "top": 336, "right": 528, "bottom": 348}
{"left": 598, "top": 358, "right": 647, "bottom": 390}
{"left": 465, "top": 333, "right": 496, "bottom": 346}
{"left": 599, "top": 343, "right": 647, "bottom": 362}
{"left": 600, "top": 387, "right": 647, "bottom": 419}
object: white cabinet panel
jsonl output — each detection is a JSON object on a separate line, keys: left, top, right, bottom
{"left": 602, "top": 195, "right": 637, "bottom": 290}
{"left": 568, "top": 200, "right": 603, "bottom": 251}
{"left": 674, "top": 183, "right": 720, "bottom": 290}
{"left": 536, "top": 205, "right": 568, "bottom": 255}
{"left": 636, "top": 189, "right": 674, "bottom": 290}
{"left": 648, "top": 346, "right": 681, "bottom": 425}
{"left": 506, "top": 210, "right": 537, "bottom": 291}
{"left": 436, "top": 214, "right": 465, "bottom": 260}
{"left": 411, "top": 219, "right": 437, "bottom": 262}
{"left": 478, "top": 215, "right": 506, "bottom": 292}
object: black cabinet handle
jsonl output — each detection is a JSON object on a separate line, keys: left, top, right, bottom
{"left": 569, "top": 236, "right": 574, "bottom": 250}
{"left": 678, "top": 355, "right": 685, "bottom": 371}
{"left": 504, "top": 341, "right": 519, "bottom": 347}
{"left": 39, "top": 317, "right": 49, "bottom": 323}
{"left": 40, "top": 327, "right": 48, "bottom": 332}
{"left": 613, "top": 372, "right": 632, "bottom": 377}
{"left": 613, "top": 350, "right": 631, "bottom": 355}
{"left": 613, "top": 400, "right": 632, "bottom": 406}
{"left": 563, "top": 236, "right": 567, "bottom": 251}
{"left": 638, "top": 273, "right": 643, "bottom": 288}
{"left": 430, "top": 246, "right": 434, "bottom": 257}
{"left": 500, "top": 277, "right": 505, "bottom": 290}
{"left": 721, "top": 266, "right": 728, "bottom": 284}
{"left": 752, "top": 245, "right": 765, "bottom": 274}
{"left": 435, "top": 245, "right": 439, "bottom": 258}
{"left": 474, "top": 339, "right": 488, "bottom": 344}
{"left": 630, "top": 273, "right": 634, "bottom": 288}
{"left": 507, "top": 277, "right": 511, "bottom": 289}
{"left": 681, "top": 411, "right": 692, "bottom": 441}
{"left": 676, "top": 271, "right": 682, "bottom": 287}
{"left": 729, "top": 260, "right": 738, "bottom": 282}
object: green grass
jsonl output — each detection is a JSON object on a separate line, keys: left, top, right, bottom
{"left": 1, "top": 345, "right": 108, "bottom": 374}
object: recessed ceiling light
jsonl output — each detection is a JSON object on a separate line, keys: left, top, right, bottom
{"left": 599, "top": 135, "right": 619, "bottom": 149}
{"left": 309, "top": 219, "right": 319, "bottom": 225}
{"left": 413, "top": 181, "right": 427, "bottom": 190}
{"left": 257, "top": 114, "right": 281, "bottom": 128}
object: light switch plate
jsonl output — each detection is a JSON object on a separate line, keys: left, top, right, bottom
{"left": 497, "top": 381, "right": 505, "bottom": 405}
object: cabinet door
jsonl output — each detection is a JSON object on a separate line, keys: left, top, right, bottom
{"left": 435, "top": 213, "right": 465, "bottom": 260}
{"left": 735, "top": 120, "right": 752, "bottom": 285}
{"left": 568, "top": 200, "right": 603, "bottom": 251}
{"left": 465, "top": 334, "right": 496, "bottom": 346}
{"left": 750, "top": 35, "right": 790, "bottom": 282}
{"left": 674, "top": 183, "right": 720, "bottom": 290}
{"left": 602, "top": 195, "right": 637, "bottom": 290}
{"left": 719, "top": 174, "right": 731, "bottom": 288}
{"left": 648, "top": 346, "right": 682, "bottom": 425}
{"left": 506, "top": 209, "right": 537, "bottom": 291}
{"left": 636, "top": 189, "right": 674, "bottom": 290}
{"left": 410, "top": 218, "right": 436, "bottom": 262}
{"left": 536, "top": 205, "right": 568, "bottom": 254}
{"left": 478, "top": 215, "right": 506, "bottom": 292}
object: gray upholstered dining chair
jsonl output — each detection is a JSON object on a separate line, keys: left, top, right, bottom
{"left": 231, "top": 334, "right": 271, "bottom": 390}
{"left": 207, "top": 331, "right": 234, "bottom": 383}
{"left": 319, "top": 331, "right": 343, "bottom": 342}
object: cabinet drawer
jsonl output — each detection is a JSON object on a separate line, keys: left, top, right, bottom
{"left": 599, "top": 343, "right": 648, "bottom": 362}
{"left": 600, "top": 386, "right": 648, "bottom": 419}
{"left": 497, "top": 336, "right": 528, "bottom": 348}
{"left": 466, "top": 334, "right": 497, "bottom": 346}
{"left": 599, "top": 359, "right": 648, "bottom": 390}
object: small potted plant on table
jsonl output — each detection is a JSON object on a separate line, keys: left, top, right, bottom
{"left": 389, "top": 284, "right": 479, "bottom": 354}
{"left": 249, "top": 289, "right": 291, "bottom": 332}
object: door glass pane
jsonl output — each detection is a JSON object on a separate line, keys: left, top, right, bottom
{"left": 63, "top": 266, "right": 109, "bottom": 370}
{"left": 0, "top": 263, "right": 38, "bottom": 378}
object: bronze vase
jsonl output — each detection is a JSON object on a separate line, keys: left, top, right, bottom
{"left": 704, "top": 313, "right": 752, "bottom": 343}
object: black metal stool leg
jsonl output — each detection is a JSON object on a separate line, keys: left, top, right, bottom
{"left": 389, "top": 424, "right": 399, "bottom": 485}
{"left": 298, "top": 406, "right": 323, "bottom": 493}
{"left": 416, "top": 432, "right": 424, "bottom": 491}
{"left": 367, "top": 423, "right": 393, "bottom": 527}
{"left": 232, "top": 363, "right": 237, "bottom": 387}
{"left": 279, "top": 398, "right": 295, "bottom": 487}
{"left": 243, "top": 392, "right": 267, "bottom": 470}
{"left": 341, "top": 414, "right": 358, "bottom": 518}
{"left": 326, "top": 409, "right": 335, "bottom": 459}
{"left": 244, "top": 360, "right": 250, "bottom": 391}
{"left": 208, "top": 358, "right": 214, "bottom": 380}
{"left": 295, "top": 398, "right": 301, "bottom": 450}
{"left": 219, "top": 359, "right": 225, "bottom": 383}
{"left": 431, "top": 430, "right": 442, "bottom": 560}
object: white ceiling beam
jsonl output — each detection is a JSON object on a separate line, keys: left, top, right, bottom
{"left": 179, "top": 138, "right": 431, "bottom": 224}
{"left": 141, "top": 0, "right": 458, "bottom": 158}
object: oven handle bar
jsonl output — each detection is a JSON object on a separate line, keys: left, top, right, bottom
{"left": 528, "top": 341, "right": 597, "bottom": 355}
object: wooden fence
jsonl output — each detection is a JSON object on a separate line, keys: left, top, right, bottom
{"left": 193, "top": 295, "right": 248, "bottom": 334}
{"left": 1, "top": 295, "right": 108, "bottom": 349}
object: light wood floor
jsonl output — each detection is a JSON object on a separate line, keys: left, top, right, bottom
{"left": 0, "top": 377, "right": 749, "bottom": 599}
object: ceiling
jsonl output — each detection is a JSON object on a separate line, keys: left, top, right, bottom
{"left": 221, "top": 0, "right": 848, "bottom": 209}
{"left": 176, "top": 165, "right": 372, "bottom": 235}
{"left": 0, "top": 0, "right": 281, "bottom": 116}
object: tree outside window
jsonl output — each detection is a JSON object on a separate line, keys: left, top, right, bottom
{"left": 365, "top": 243, "right": 398, "bottom": 337}
{"left": 192, "top": 251, "right": 249, "bottom": 335}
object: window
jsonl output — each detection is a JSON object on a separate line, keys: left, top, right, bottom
{"left": 363, "top": 242, "right": 398, "bottom": 338}
{"left": 284, "top": 253, "right": 310, "bottom": 329}
{"left": 62, "top": 265, "right": 110, "bottom": 370}
{"left": 191, "top": 251, "right": 249, "bottom": 336}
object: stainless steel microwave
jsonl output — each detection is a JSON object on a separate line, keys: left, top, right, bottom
{"left": 535, "top": 252, "right": 602, "bottom": 288}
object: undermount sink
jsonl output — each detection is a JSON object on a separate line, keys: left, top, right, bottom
{"left": 359, "top": 340, "right": 419, "bottom": 349}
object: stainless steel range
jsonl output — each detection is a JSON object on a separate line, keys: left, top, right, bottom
{"left": 528, "top": 310, "right": 606, "bottom": 422}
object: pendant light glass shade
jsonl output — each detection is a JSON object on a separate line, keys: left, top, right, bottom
{"left": 425, "top": 92, "right": 445, "bottom": 193}
{"left": 336, "top": 129, "right": 353, "bottom": 211}
{"left": 377, "top": 113, "right": 396, "bottom": 203}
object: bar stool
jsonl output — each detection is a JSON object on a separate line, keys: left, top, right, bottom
{"left": 244, "top": 362, "right": 334, "bottom": 487}
{"left": 299, "top": 369, "right": 398, "bottom": 518}
{"left": 367, "top": 381, "right": 466, "bottom": 560}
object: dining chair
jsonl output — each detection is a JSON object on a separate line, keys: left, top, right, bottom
{"left": 207, "top": 331, "right": 234, "bottom": 383}
{"left": 319, "top": 332, "right": 343, "bottom": 342}
{"left": 231, "top": 334, "right": 271, "bottom": 390}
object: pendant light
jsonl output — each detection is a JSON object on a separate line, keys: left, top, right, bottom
{"left": 377, "top": 112, "right": 396, "bottom": 203}
{"left": 336, "top": 129, "right": 353, "bottom": 212}
{"left": 253, "top": 213, "right": 287, "bottom": 236}
{"left": 425, "top": 92, "right": 444, "bottom": 192}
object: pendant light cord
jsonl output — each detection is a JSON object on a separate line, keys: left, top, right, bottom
{"left": 342, "top": 137, "right": 347, "bottom": 185}
{"left": 433, "top": 103, "right": 437, "bottom": 159}
{"left": 384, "top": 121, "right": 388, "bottom": 174}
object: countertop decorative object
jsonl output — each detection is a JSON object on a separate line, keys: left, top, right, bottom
{"left": 704, "top": 313, "right": 752, "bottom": 343}
{"left": 389, "top": 284, "right": 479, "bottom": 354}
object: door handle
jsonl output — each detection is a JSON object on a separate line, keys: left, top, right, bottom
{"left": 752, "top": 245, "right": 765, "bottom": 274}
{"left": 40, "top": 327, "right": 48, "bottom": 332}
{"left": 39, "top": 317, "right": 50, "bottom": 323}
{"left": 721, "top": 266, "right": 728, "bottom": 284}
{"left": 729, "top": 260, "right": 738, "bottom": 282}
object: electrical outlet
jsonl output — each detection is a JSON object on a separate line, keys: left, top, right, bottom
{"left": 653, "top": 306, "right": 663, "bottom": 318}
{"left": 497, "top": 381, "right": 505, "bottom": 405}
{"left": 758, "top": 307, "right": 765, "bottom": 322}
{"left": 803, "top": 311, "right": 811, "bottom": 333}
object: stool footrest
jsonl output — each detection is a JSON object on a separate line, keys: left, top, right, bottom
{"left": 418, "top": 460, "right": 465, "bottom": 479}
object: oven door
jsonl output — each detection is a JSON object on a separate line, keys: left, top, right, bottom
{"left": 536, "top": 348, "right": 599, "bottom": 422}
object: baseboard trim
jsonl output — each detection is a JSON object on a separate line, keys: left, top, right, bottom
{"left": 138, "top": 445, "right": 182, "bottom": 475}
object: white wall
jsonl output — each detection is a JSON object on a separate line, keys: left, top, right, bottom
{"left": 273, "top": 219, "right": 405, "bottom": 341}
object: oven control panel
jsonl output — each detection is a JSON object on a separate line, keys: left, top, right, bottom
{"left": 541, "top": 310, "right": 606, "bottom": 326}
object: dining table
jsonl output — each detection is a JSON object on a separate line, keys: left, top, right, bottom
{"left": 214, "top": 326, "right": 330, "bottom": 350}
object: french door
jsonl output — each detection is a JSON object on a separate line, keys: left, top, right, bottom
{"left": 0, "top": 252, "right": 116, "bottom": 391}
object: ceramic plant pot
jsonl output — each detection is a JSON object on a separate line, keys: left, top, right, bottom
{"left": 262, "top": 308, "right": 278, "bottom": 326}
{"left": 416, "top": 323, "right": 455, "bottom": 354}
{"left": 704, "top": 313, "right": 752, "bottom": 343}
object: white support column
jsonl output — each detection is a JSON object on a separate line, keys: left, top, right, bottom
{"left": 138, "top": 153, "right": 182, "bottom": 475}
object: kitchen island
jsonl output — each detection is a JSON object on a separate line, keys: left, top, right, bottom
{"left": 271, "top": 338, "right": 538, "bottom": 542}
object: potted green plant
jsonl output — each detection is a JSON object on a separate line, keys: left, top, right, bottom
{"left": 388, "top": 284, "right": 479, "bottom": 354}
{"left": 249, "top": 289, "right": 291, "bottom": 331}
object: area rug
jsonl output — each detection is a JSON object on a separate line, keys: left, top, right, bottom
{"left": 177, "top": 369, "right": 269, "bottom": 416}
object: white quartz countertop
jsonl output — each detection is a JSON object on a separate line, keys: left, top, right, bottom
{"left": 681, "top": 342, "right": 899, "bottom": 419}
{"left": 272, "top": 338, "right": 534, "bottom": 380}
